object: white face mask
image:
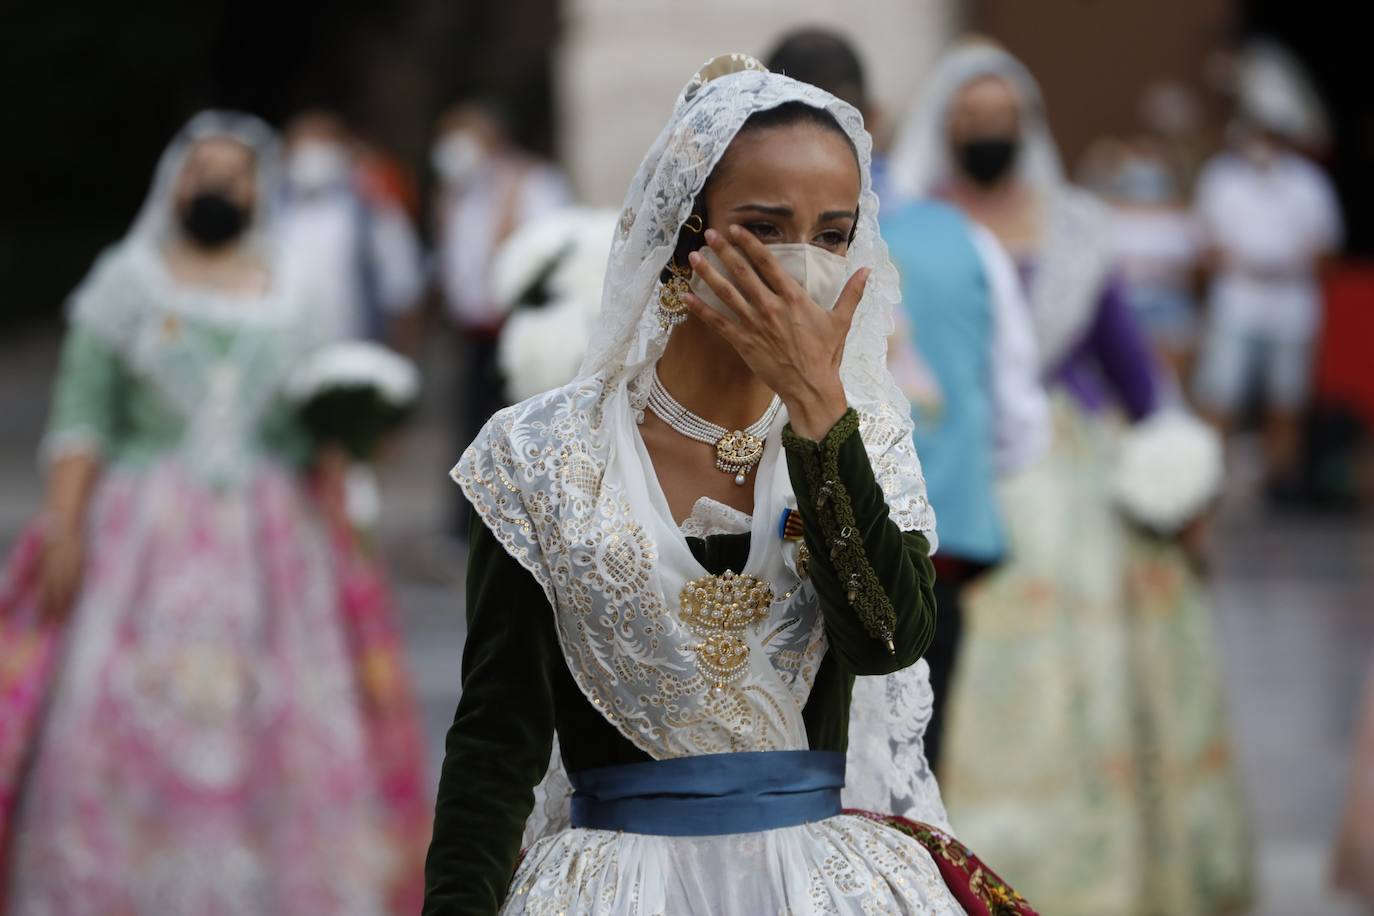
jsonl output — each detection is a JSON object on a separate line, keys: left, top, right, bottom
{"left": 432, "top": 132, "right": 485, "bottom": 186}
{"left": 287, "top": 141, "right": 352, "bottom": 191}
{"left": 688, "top": 243, "right": 851, "bottom": 323}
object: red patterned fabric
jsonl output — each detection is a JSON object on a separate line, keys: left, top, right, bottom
{"left": 844, "top": 809, "right": 1039, "bottom": 916}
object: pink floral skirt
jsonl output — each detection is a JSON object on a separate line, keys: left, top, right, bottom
{"left": 1, "top": 461, "right": 428, "bottom": 915}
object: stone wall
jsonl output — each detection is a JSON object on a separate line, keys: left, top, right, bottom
{"left": 556, "top": 0, "right": 959, "bottom": 205}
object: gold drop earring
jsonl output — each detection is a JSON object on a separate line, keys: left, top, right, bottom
{"left": 656, "top": 213, "right": 704, "bottom": 330}
{"left": 657, "top": 262, "right": 692, "bottom": 329}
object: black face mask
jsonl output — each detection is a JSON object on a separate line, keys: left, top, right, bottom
{"left": 179, "top": 191, "right": 248, "bottom": 248}
{"left": 956, "top": 138, "right": 1018, "bottom": 187}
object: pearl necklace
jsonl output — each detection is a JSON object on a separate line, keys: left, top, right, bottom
{"left": 643, "top": 372, "right": 782, "bottom": 485}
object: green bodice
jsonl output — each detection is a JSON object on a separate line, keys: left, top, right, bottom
{"left": 44, "top": 244, "right": 321, "bottom": 480}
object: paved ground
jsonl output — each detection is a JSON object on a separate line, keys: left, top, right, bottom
{"left": 2, "top": 325, "right": 1370, "bottom": 914}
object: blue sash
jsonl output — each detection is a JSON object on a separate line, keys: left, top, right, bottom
{"left": 569, "top": 750, "right": 845, "bottom": 837}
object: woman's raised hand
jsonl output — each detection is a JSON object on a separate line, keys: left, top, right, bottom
{"left": 683, "top": 226, "right": 868, "bottom": 440}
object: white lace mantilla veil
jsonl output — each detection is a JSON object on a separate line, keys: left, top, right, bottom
{"left": 64, "top": 110, "right": 295, "bottom": 339}
{"left": 450, "top": 54, "right": 950, "bottom": 845}
{"left": 886, "top": 41, "right": 1114, "bottom": 371}
{"left": 574, "top": 53, "right": 920, "bottom": 425}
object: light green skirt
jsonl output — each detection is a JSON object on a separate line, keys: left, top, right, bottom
{"left": 942, "top": 398, "right": 1253, "bottom": 915}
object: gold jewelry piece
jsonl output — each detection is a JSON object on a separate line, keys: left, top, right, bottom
{"left": 646, "top": 371, "right": 781, "bottom": 485}
{"left": 657, "top": 260, "right": 692, "bottom": 329}
{"left": 679, "top": 570, "right": 774, "bottom": 690}
{"left": 713, "top": 429, "right": 766, "bottom": 483}
{"left": 683, "top": 213, "right": 704, "bottom": 234}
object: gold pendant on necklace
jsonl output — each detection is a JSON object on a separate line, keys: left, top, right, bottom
{"left": 714, "top": 430, "right": 766, "bottom": 485}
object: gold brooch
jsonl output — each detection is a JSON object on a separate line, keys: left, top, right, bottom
{"left": 714, "top": 429, "right": 766, "bottom": 483}
{"left": 679, "top": 570, "right": 773, "bottom": 689}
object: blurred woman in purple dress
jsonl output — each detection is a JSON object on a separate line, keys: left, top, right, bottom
{"left": 886, "top": 41, "right": 1252, "bottom": 914}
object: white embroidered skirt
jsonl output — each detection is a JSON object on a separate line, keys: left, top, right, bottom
{"left": 503, "top": 813, "right": 967, "bottom": 915}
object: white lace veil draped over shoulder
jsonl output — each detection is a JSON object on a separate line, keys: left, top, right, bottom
{"left": 886, "top": 42, "right": 1114, "bottom": 370}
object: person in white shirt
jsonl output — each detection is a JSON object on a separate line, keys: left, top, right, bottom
{"left": 1102, "top": 141, "right": 1206, "bottom": 390}
{"left": 430, "top": 100, "right": 573, "bottom": 535}
{"left": 280, "top": 111, "right": 426, "bottom": 343}
{"left": 1193, "top": 116, "right": 1343, "bottom": 494}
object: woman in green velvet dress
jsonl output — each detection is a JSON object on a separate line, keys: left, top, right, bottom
{"left": 424, "top": 55, "right": 1036, "bottom": 916}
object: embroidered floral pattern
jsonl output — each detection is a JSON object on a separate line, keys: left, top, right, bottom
{"left": 456, "top": 384, "right": 934, "bottom": 762}
{"left": 505, "top": 813, "right": 966, "bottom": 915}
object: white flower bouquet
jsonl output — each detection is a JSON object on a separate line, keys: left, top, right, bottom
{"left": 1112, "top": 409, "right": 1224, "bottom": 535}
{"left": 492, "top": 208, "right": 618, "bottom": 402}
{"left": 284, "top": 341, "right": 421, "bottom": 461}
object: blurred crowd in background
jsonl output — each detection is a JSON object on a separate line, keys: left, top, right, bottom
{"left": 1, "top": 0, "right": 1373, "bottom": 914}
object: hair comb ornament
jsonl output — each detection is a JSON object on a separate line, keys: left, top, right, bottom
{"left": 682, "top": 53, "right": 770, "bottom": 104}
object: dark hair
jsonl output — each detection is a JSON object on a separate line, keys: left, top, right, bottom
{"left": 765, "top": 29, "right": 868, "bottom": 111}
{"left": 665, "top": 102, "right": 858, "bottom": 276}
{"left": 738, "top": 100, "right": 853, "bottom": 149}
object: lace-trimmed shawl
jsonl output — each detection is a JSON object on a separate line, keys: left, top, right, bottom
{"left": 456, "top": 378, "right": 830, "bottom": 759}
{"left": 455, "top": 380, "right": 933, "bottom": 759}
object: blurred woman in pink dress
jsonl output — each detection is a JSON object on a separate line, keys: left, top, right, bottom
{"left": 0, "top": 112, "right": 428, "bottom": 915}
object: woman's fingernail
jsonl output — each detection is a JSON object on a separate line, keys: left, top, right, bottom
{"left": 704, "top": 228, "right": 720, "bottom": 244}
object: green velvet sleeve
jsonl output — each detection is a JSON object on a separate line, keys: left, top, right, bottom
{"left": 782, "top": 408, "right": 937, "bottom": 675}
{"left": 42, "top": 327, "right": 125, "bottom": 461}
{"left": 422, "top": 513, "right": 560, "bottom": 915}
